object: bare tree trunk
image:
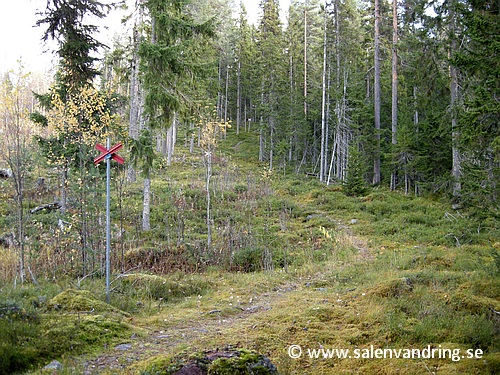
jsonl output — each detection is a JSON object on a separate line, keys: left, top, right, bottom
{"left": 451, "top": 66, "right": 461, "bottom": 198}
{"left": 450, "top": 4, "right": 461, "bottom": 198}
{"left": 224, "top": 64, "right": 230, "bottom": 138}
{"left": 289, "top": 43, "right": 294, "bottom": 163}
{"left": 166, "top": 112, "right": 176, "bottom": 166}
{"left": 236, "top": 59, "right": 241, "bottom": 134}
{"left": 189, "top": 122, "right": 195, "bottom": 153}
{"left": 128, "top": 13, "right": 144, "bottom": 183}
{"left": 390, "top": 0, "right": 398, "bottom": 191}
{"left": 205, "top": 150, "right": 212, "bottom": 250}
{"left": 373, "top": 0, "right": 381, "bottom": 185}
{"left": 325, "top": 57, "right": 331, "bottom": 181}
{"left": 304, "top": 3, "right": 308, "bottom": 121}
{"left": 269, "top": 118, "right": 274, "bottom": 170}
{"left": 259, "top": 79, "right": 265, "bottom": 162}
{"left": 259, "top": 126, "right": 264, "bottom": 162}
{"left": 217, "top": 58, "right": 223, "bottom": 118}
{"left": 413, "top": 86, "right": 419, "bottom": 133}
{"left": 13, "top": 142, "right": 26, "bottom": 284}
{"left": 142, "top": 175, "right": 151, "bottom": 231}
{"left": 61, "top": 165, "right": 68, "bottom": 214}
{"left": 320, "top": 5, "right": 327, "bottom": 182}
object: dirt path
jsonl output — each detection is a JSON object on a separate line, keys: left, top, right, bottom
{"left": 79, "top": 284, "right": 299, "bottom": 374}
{"left": 77, "top": 219, "right": 373, "bottom": 374}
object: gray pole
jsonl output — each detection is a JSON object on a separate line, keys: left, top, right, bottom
{"left": 105, "top": 137, "right": 111, "bottom": 303}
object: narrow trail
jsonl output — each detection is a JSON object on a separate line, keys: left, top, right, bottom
{"left": 77, "top": 220, "right": 374, "bottom": 374}
{"left": 79, "top": 283, "right": 300, "bottom": 374}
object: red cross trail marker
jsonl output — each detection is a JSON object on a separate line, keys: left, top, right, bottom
{"left": 94, "top": 139, "right": 124, "bottom": 303}
{"left": 94, "top": 142, "right": 124, "bottom": 165}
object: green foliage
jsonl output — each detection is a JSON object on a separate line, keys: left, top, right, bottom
{"left": 140, "top": 0, "right": 215, "bottom": 126}
{"left": 343, "top": 146, "right": 368, "bottom": 197}
{"left": 232, "top": 246, "right": 264, "bottom": 272}
{"left": 130, "top": 128, "right": 156, "bottom": 178}
{"left": 36, "top": 0, "right": 110, "bottom": 87}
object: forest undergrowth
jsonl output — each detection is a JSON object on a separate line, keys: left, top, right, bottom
{"left": 0, "top": 131, "right": 499, "bottom": 374}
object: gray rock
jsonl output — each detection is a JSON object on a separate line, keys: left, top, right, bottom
{"left": 115, "top": 343, "right": 132, "bottom": 350}
{"left": 44, "top": 360, "right": 63, "bottom": 371}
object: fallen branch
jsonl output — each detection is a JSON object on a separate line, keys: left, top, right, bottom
{"left": 30, "top": 201, "right": 61, "bottom": 214}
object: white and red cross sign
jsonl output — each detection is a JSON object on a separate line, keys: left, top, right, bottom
{"left": 94, "top": 142, "right": 124, "bottom": 165}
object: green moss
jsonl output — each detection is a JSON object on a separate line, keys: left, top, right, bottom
{"left": 40, "top": 314, "right": 133, "bottom": 358}
{"left": 46, "top": 288, "right": 129, "bottom": 316}
{"left": 135, "top": 349, "right": 279, "bottom": 375}
{"left": 369, "top": 277, "right": 414, "bottom": 298}
{"left": 133, "top": 354, "right": 182, "bottom": 375}
{"left": 452, "top": 291, "right": 500, "bottom": 315}
{"left": 207, "top": 349, "right": 278, "bottom": 375}
{"left": 484, "top": 352, "right": 500, "bottom": 374}
{"left": 118, "top": 273, "right": 210, "bottom": 302}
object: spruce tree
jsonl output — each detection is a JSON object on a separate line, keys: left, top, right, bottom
{"left": 137, "top": 0, "right": 214, "bottom": 230}
{"left": 343, "top": 145, "right": 367, "bottom": 197}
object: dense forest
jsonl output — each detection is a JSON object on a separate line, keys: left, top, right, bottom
{"left": 0, "top": 0, "right": 499, "bottom": 373}
{"left": 1, "top": 0, "right": 498, "bottom": 279}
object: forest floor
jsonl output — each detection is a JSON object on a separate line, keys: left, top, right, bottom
{"left": 56, "top": 218, "right": 380, "bottom": 375}
{"left": 79, "top": 280, "right": 299, "bottom": 374}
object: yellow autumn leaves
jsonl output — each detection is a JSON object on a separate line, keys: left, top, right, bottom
{"left": 197, "top": 105, "right": 231, "bottom": 151}
{"left": 46, "top": 84, "right": 123, "bottom": 147}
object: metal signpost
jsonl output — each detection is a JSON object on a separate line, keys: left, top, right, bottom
{"left": 94, "top": 138, "right": 124, "bottom": 303}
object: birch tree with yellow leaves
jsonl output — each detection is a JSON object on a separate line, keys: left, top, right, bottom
{"left": 0, "top": 68, "right": 38, "bottom": 283}
{"left": 198, "top": 106, "right": 231, "bottom": 250}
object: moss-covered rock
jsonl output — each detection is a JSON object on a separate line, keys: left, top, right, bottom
{"left": 206, "top": 349, "right": 278, "bottom": 375}
{"left": 46, "top": 288, "right": 129, "bottom": 316}
{"left": 39, "top": 314, "right": 133, "bottom": 359}
{"left": 137, "top": 349, "right": 279, "bottom": 375}
{"left": 118, "top": 273, "right": 209, "bottom": 302}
